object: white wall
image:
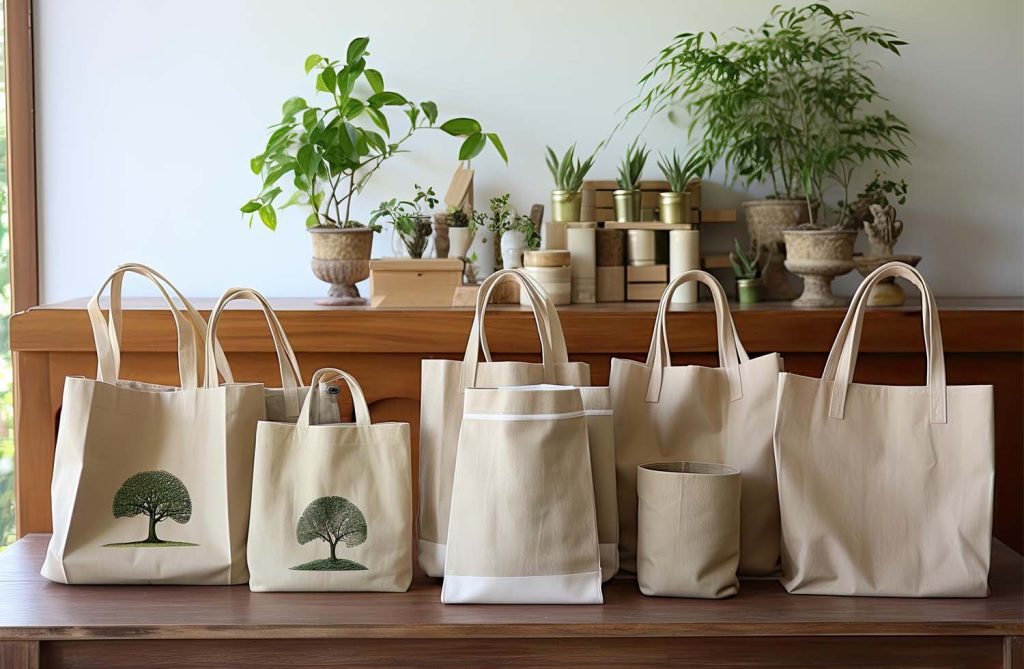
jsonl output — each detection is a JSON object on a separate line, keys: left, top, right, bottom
{"left": 35, "top": 0, "right": 1024, "bottom": 301}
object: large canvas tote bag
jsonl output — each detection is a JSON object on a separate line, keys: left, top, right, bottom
{"left": 442, "top": 384, "right": 603, "bottom": 604}
{"left": 418, "top": 269, "right": 590, "bottom": 576}
{"left": 610, "top": 270, "right": 782, "bottom": 575}
{"left": 42, "top": 264, "right": 266, "bottom": 584}
{"left": 775, "top": 262, "right": 994, "bottom": 597}
{"left": 248, "top": 368, "right": 412, "bottom": 592}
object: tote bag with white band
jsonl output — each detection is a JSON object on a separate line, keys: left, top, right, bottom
{"left": 442, "top": 385, "right": 603, "bottom": 604}
{"left": 418, "top": 269, "right": 590, "bottom": 576}
{"left": 775, "top": 262, "right": 994, "bottom": 597}
{"left": 580, "top": 386, "right": 618, "bottom": 582}
{"left": 610, "top": 270, "right": 782, "bottom": 575}
{"left": 43, "top": 265, "right": 265, "bottom": 584}
{"left": 248, "top": 368, "right": 412, "bottom": 592}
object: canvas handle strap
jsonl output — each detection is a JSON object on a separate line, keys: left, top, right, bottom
{"left": 645, "top": 270, "right": 748, "bottom": 403}
{"left": 297, "top": 367, "right": 371, "bottom": 429}
{"left": 478, "top": 268, "right": 569, "bottom": 363}
{"left": 823, "top": 261, "right": 946, "bottom": 423}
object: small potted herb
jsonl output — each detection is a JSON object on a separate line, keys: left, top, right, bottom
{"left": 369, "top": 185, "right": 438, "bottom": 259}
{"left": 656, "top": 149, "right": 707, "bottom": 224}
{"left": 472, "top": 193, "right": 539, "bottom": 271}
{"left": 546, "top": 144, "right": 598, "bottom": 223}
{"left": 729, "top": 239, "right": 763, "bottom": 304}
{"left": 614, "top": 139, "right": 649, "bottom": 223}
{"left": 443, "top": 207, "right": 476, "bottom": 260}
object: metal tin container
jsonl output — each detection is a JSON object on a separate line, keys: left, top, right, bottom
{"left": 613, "top": 190, "right": 642, "bottom": 223}
{"left": 659, "top": 191, "right": 691, "bottom": 225}
{"left": 736, "top": 278, "right": 761, "bottom": 304}
{"left": 551, "top": 190, "right": 583, "bottom": 223}
{"left": 627, "top": 229, "right": 656, "bottom": 266}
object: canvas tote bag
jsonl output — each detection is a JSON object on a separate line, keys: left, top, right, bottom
{"left": 610, "top": 270, "right": 782, "bottom": 575}
{"left": 248, "top": 368, "right": 412, "bottom": 592}
{"left": 418, "top": 268, "right": 590, "bottom": 576}
{"left": 442, "top": 384, "right": 603, "bottom": 604}
{"left": 42, "top": 264, "right": 266, "bottom": 584}
{"left": 774, "top": 261, "right": 994, "bottom": 597}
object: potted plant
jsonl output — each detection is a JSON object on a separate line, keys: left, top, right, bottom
{"left": 656, "top": 149, "right": 706, "bottom": 224}
{"left": 443, "top": 207, "right": 475, "bottom": 260}
{"left": 614, "top": 139, "right": 649, "bottom": 223}
{"left": 472, "top": 194, "right": 540, "bottom": 271}
{"left": 729, "top": 239, "right": 763, "bottom": 305}
{"left": 369, "top": 185, "right": 439, "bottom": 258}
{"left": 242, "top": 36, "right": 506, "bottom": 305}
{"left": 629, "top": 4, "right": 909, "bottom": 300}
{"left": 546, "top": 144, "right": 598, "bottom": 223}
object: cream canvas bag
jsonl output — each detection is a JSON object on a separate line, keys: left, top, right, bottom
{"left": 248, "top": 368, "right": 412, "bottom": 592}
{"left": 580, "top": 386, "right": 618, "bottom": 582}
{"left": 442, "top": 384, "right": 603, "bottom": 604}
{"left": 775, "top": 261, "right": 994, "bottom": 597}
{"left": 418, "top": 269, "right": 590, "bottom": 576}
{"left": 610, "top": 270, "right": 782, "bottom": 575}
{"left": 42, "top": 264, "right": 265, "bottom": 584}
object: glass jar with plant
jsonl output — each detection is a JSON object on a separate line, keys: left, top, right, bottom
{"left": 729, "top": 239, "right": 764, "bottom": 305}
{"left": 629, "top": 4, "right": 910, "bottom": 300}
{"left": 241, "top": 36, "right": 506, "bottom": 304}
{"left": 614, "top": 139, "right": 650, "bottom": 223}
{"left": 656, "top": 149, "right": 707, "bottom": 224}
{"left": 546, "top": 144, "right": 599, "bottom": 224}
{"left": 369, "top": 185, "right": 439, "bottom": 259}
{"left": 472, "top": 194, "right": 540, "bottom": 272}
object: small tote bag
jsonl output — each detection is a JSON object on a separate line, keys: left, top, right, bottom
{"left": 775, "top": 261, "right": 994, "bottom": 597}
{"left": 418, "top": 269, "right": 590, "bottom": 576}
{"left": 42, "top": 264, "right": 266, "bottom": 584}
{"left": 248, "top": 368, "right": 412, "bottom": 592}
{"left": 610, "top": 270, "right": 782, "bottom": 575}
{"left": 442, "top": 384, "right": 603, "bottom": 604}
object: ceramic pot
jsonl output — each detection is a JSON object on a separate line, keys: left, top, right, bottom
{"left": 501, "top": 230, "right": 527, "bottom": 269}
{"left": 853, "top": 253, "right": 922, "bottom": 306}
{"left": 743, "top": 199, "right": 817, "bottom": 301}
{"left": 659, "top": 192, "right": 690, "bottom": 225}
{"left": 782, "top": 229, "right": 857, "bottom": 308}
{"left": 613, "top": 189, "right": 642, "bottom": 222}
{"left": 551, "top": 190, "right": 582, "bottom": 223}
{"left": 447, "top": 226, "right": 475, "bottom": 260}
{"left": 433, "top": 213, "right": 451, "bottom": 259}
{"left": 736, "top": 278, "right": 761, "bottom": 305}
{"left": 309, "top": 227, "right": 374, "bottom": 306}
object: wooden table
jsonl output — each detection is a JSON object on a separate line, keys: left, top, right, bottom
{"left": 0, "top": 535, "right": 1020, "bottom": 668}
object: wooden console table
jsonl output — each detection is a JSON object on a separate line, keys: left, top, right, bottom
{"left": 10, "top": 298, "right": 1024, "bottom": 553}
{"left": 0, "top": 534, "right": 1020, "bottom": 668}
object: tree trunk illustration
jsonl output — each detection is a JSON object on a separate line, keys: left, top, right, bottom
{"left": 147, "top": 514, "right": 159, "bottom": 543}
{"left": 329, "top": 539, "right": 338, "bottom": 561}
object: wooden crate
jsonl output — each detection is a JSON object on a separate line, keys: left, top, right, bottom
{"left": 369, "top": 258, "right": 463, "bottom": 307}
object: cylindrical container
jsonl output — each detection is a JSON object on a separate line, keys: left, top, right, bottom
{"left": 501, "top": 230, "right": 527, "bottom": 269}
{"left": 626, "top": 230, "right": 656, "bottom": 266}
{"left": 475, "top": 231, "right": 496, "bottom": 278}
{"left": 597, "top": 229, "right": 625, "bottom": 267}
{"left": 668, "top": 227, "right": 700, "bottom": 303}
{"left": 543, "top": 221, "right": 568, "bottom": 250}
{"left": 613, "top": 190, "right": 642, "bottom": 222}
{"left": 447, "top": 226, "right": 475, "bottom": 260}
{"left": 551, "top": 190, "right": 582, "bottom": 223}
{"left": 736, "top": 278, "right": 761, "bottom": 304}
{"left": 522, "top": 250, "right": 571, "bottom": 306}
{"left": 637, "top": 461, "right": 741, "bottom": 599}
{"left": 659, "top": 191, "right": 690, "bottom": 225}
{"left": 566, "top": 223, "right": 597, "bottom": 304}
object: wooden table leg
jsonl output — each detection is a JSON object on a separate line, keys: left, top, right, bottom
{"left": 13, "top": 351, "right": 55, "bottom": 536}
{"left": 0, "top": 641, "right": 39, "bottom": 669}
{"left": 1006, "top": 636, "right": 1023, "bottom": 669}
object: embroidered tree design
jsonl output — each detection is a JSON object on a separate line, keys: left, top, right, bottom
{"left": 293, "top": 496, "right": 368, "bottom": 570}
{"left": 111, "top": 470, "right": 192, "bottom": 544}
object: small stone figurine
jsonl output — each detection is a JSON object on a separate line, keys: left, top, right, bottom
{"left": 864, "top": 204, "right": 904, "bottom": 257}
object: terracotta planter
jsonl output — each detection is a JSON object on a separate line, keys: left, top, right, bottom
{"left": 782, "top": 229, "right": 857, "bottom": 308}
{"left": 309, "top": 227, "right": 374, "bottom": 306}
{"left": 743, "top": 199, "right": 817, "bottom": 300}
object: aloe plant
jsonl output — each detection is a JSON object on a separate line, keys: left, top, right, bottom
{"left": 657, "top": 149, "right": 707, "bottom": 193}
{"left": 729, "top": 239, "right": 763, "bottom": 280}
{"left": 545, "top": 144, "right": 597, "bottom": 192}
{"left": 617, "top": 139, "right": 650, "bottom": 191}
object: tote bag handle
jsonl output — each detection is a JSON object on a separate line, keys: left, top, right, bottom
{"left": 202, "top": 287, "right": 304, "bottom": 416}
{"left": 460, "top": 269, "right": 558, "bottom": 390}
{"left": 295, "top": 367, "right": 371, "bottom": 431}
{"left": 477, "top": 268, "right": 569, "bottom": 364}
{"left": 822, "top": 261, "right": 946, "bottom": 423}
{"left": 645, "top": 270, "right": 749, "bottom": 403}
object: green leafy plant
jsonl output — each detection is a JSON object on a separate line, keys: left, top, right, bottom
{"left": 846, "top": 170, "right": 908, "bottom": 227}
{"left": 617, "top": 139, "right": 649, "bottom": 190}
{"left": 656, "top": 149, "right": 707, "bottom": 193}
{"left": 242, "top": 36, "right": 507, "bottom": 231}
{"left": 472, "top": 194, "right": 540, "bottom": 266}
{"left": 445, "top": 206, "right": 472, "bottom": 229}
{"left": 369, "top": 184, "right": 438, "bottom": 258}
{"left": 545, "top": 144, "right": 598, "bottom": 192}
{"left": 629, "top": 4, "right": 910, "bottom": 228}
{"left": 729, "top": 239, "right": 763, "bottom": 280}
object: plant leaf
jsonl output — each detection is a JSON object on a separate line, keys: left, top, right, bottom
{"left": 364, "top": 68, "right": 384, "bottom": 94}
{"left": 364, "top": 108, "right": 391, "bottom": 138}
{"left": 281, "top": 96, "right": 307, "bottom": 119}
{"left": 458, "top": 132, "right": 487, "bottom": 161}
{"left": 258, "top": 204, "right": 277, "bottom": 231}
{"left": 486, "top": 133, "right": 508, "bottom": 163}
{"left": 240, "top": 200, "right": 261, "bottom": 214}
{"left": 250, "top": 154, "right": 266, "bottom": 175}
{"left": 421, "top": 101, "right": 438, "bottom": 125}
{"left": 440, "top": 117, "right": 482, "bottom": 137}
{"left": 346, "top": 37, "right": 370, "bottom": 65}
{"left": 368, "top": 91, "right": 408, "bottom": 107}
{"left": 306, "top": 213, "right": 321, "bottom": 228}
{"left": 304, "top": 54, "right": 322, "bottom": 74}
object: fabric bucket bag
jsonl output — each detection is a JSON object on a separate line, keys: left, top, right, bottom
{"left": 418, "top": 268, "right": 590, "bottom": 576}
{"left": 248, "top": 368, "right": 412, "bottom": 592}
{"left": 774, "top": 261, "right": 994, "bottom": 597}
{"left": 609, "top": 270, "right": 782, "bottom": 575}
{"left": 42, "top": 264, "right": 266, "bottom": 584}
{"left": 442, "top": 384, "right": 603, "bottom": 604}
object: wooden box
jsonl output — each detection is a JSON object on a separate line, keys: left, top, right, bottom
{"left": 596, "top": 266, "right": 625, "bottom": 302}
{"left": 627, "top": 281, "right": 668, "bottom": 302}
{"left": 369, "top": 258, "right": 463, "bottom": 307}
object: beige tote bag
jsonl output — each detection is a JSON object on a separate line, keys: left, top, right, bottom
{"left": 580, "top": 386, "right": 618, "bottom": 582}
{"left": 442, "top": 385, "right": 603, "bottom": 604}
{"left": 775, "top": 261, "right": 994, "bottom": 597}
{"left": 610, "top": 270, "right": 782, "bottom": 575}
{"left": 248, "top": 368, "right": 412, "bottom": 592}
{"left": 42, "top": 264, "right": 265, "bottom": 584}
{"left": 418, "top": 269, "right": 590, "bottom": 576}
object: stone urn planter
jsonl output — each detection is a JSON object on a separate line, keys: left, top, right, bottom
{"left": 782, "top": 229, "right": 857, "bottom": 308}
{"left": 309, "top": 227, "right": 374, "bottom": 306}
{"left": 743, "top": 199, "right": 816, "bottom": 300}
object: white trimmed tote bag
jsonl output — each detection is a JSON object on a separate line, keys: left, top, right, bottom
{"left": 248, "top": 368, "right": 412, "bottom": 592}
{"left": 610, "top": 270, "right": 782, "bottom": 575}
{"left": 418, "top": 269, "right": 590, "bottom": 577}
{"left": 774, "top": 261, "right": 994, "bottom": 597}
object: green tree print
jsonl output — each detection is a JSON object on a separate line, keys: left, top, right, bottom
{"left": 291, "top": 496, "right": 368, "bottom": 571}
{"left": 104, "top": 470, "right": 196, "bottom": 547}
